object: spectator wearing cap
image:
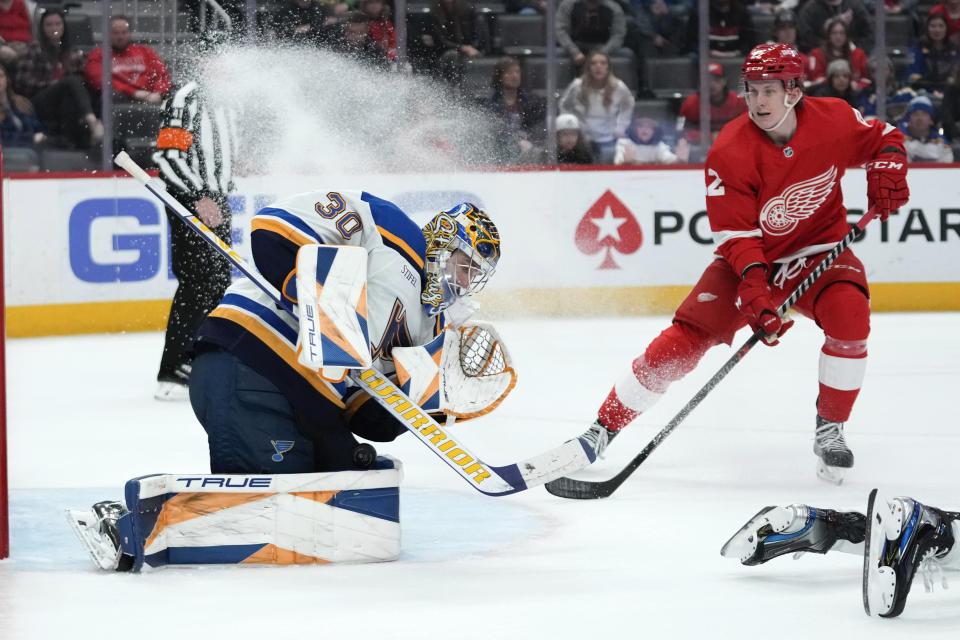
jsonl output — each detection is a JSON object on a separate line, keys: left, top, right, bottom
{"left": 807, "top": 58, "right": 860, "bottom": 107}
{"left": 684, "top": 0, "right": 755, "bottom": 58}
{"left": 899, "top": 94, "right": 954, "bottom": 161}
{"left": 676, "top": 61, "right": 746, "bottom": 148}
{"left": 84, "top": 15, "right": 171, "bottom": 105}
{"left": 807, "top": 17, "right": 869, "bottom": 90}
{"left": 555, "top": 113, "right": 594, "bottom": 164}
{"left": 559, "top": 49, "right": 635, "bottom": 164}
{"left": 797, "top": 0, "right": 872, "bottom": 54}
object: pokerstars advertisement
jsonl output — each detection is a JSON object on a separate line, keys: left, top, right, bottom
{"left": 2, "top": 167, "right": 959, "bottom": 335}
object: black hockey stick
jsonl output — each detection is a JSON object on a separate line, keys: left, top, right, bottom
{"left": 545, "top": 208, "right": 878, "bottom": 499}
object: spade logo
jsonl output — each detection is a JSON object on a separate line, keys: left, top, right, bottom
{"left": 574, "top": 190, "right": 642, "bottom": 269}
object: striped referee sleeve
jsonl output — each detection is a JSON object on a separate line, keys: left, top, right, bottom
{"left": 152, "top": 81, "right": 237, "bottom": 201}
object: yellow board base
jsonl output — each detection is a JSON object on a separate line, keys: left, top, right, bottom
{"left": 7, "top": 300, "right": 171, "bottom": 337}
{"left": 5, "top": 282, "right": 960, "bottom": 337}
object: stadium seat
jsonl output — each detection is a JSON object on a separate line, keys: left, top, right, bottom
{"left": 633, "top": 98, "right": 676, "bottom": 124}
{"left": 752, "top": 13, "right": 775, "bottom": 44}
{"left": 40, "top": 148, "right": 99, "bottom": 173}
{"left": 646, "top": 57, "right": 697, "bottom": 98}
{"left": 463, "top": 56, "right": 501, "bottom": 104}
{"left": 891, "top": 54, "right": 912, "bottom": 82}
{"left": 521, "top": 56, "right": 575, "bottom": 91}
{"left": 885, "top": 14, "right": 915, "bottom": 50}
{"left": 606, "top": 56, "right": 635, "bottom": 92}
{"left": 498, "top": 14, "right": 547, "bottom": 55}
{"left": 113, "top": 102, "right": 163, "bottom": 140}
{"left": 716, "top": 56, "right": 746, "bottom": 90}
{"left": 64, "top": 14, "right": 94, "bottom": 48}
{"left": 2, "top": 147, "right": 40, "bottom": 173}
{"left": 476, "top": 2, "right": 506, "bottom": 13}
{"left": 122, "top": 136, "right": 159, "bottom": 170}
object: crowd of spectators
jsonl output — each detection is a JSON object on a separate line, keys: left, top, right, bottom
{"left": 4, "top": 0, "right": 960, "bottom": 172}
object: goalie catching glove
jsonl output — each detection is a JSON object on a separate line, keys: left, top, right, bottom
{"left": 392, "top": 322, "right": 517, "bottom": 422}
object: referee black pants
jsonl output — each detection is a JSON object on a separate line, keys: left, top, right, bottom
{"left": 157, "top": 195, "right": 232, "bottom": 383}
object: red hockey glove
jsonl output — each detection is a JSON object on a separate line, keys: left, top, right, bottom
{"left": 865, "top": 149, "right": 909, "bottom": 221}
{"left": 736, "top": 266, "right": 794, "bottom": 346}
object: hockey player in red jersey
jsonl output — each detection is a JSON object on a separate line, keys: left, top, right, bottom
{"left": 586, "top": 43, "right": 910, "bottom": 483}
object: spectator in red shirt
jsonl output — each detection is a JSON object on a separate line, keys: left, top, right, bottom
{"left": 677, "top": 61, "right": 746, "bottom": 151}
{"left": 0, "top": 0, "right": 32, "bottom": 43}
{"left": 930, "top": 0, "right": 960, "bottom": 48}
{"left": 84, "top": 15, "right": 171, "bottom": 104}
{"left": 0, "top": 0, "right": 32, "bottom": 65}
{"left": 807, "top": 17, "right": 869, "bottom": 91}
{"left": 361, "top": 0, "right": 397, "bottom": 60}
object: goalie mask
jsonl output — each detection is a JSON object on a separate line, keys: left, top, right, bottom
{"left": 421, "top": 203, "right": 501, "bottom": 316}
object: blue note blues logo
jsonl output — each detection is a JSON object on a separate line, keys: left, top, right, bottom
{"left": 271, "top": 440, "right": 295, "bottom": 462}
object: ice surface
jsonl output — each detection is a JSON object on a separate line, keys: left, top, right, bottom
{"left": 3, "top": 314, "right": 959, "bottom": 638}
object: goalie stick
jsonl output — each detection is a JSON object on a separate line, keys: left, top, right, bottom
{"left": 114, "top": 151, "right": 598, "bottom": 496}
{"left": 545, "top": 208, "right": 878, "bottom": 500}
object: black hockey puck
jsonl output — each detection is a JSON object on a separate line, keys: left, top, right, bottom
{"left": 352, "top": 443, "right": 377, "bottom": 469}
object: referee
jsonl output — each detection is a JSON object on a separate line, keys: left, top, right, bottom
{"left": 152, "top": 80, "right": 238, "bottom": 400}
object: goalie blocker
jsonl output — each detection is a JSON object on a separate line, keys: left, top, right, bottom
{"left": 67, "top": 458, "right": 402, "bottom": 572}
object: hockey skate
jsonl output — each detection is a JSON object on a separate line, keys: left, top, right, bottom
{"left": 721, "top": 503, "right": 866, "bottom": 566}
{"left": 863, "top": 489, "right": 958, "bottom": 617}
{"left": 813, "top": 416, "right": 854, "bottom": 485}
{"left": 66, "top": 500, "right": 133, "bottom": 571}
{"left": 155, "top": 364, "right": 191, "bottom": 401}
{"left": 580, "top": 419, "right": 618, "bottom": 460}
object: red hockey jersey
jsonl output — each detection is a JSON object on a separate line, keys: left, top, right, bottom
{"left": 705, "top": 96, "right": 905, "bottom": 277}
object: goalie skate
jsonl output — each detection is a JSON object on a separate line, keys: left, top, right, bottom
{"left": 863, "top": 489, "right": 958, "bottom": 617}
{"left": 65, "top": 501, "right": 130, "bottom": 571}
{"left": 721, "top": 503, "right": 866, "bottom": 566}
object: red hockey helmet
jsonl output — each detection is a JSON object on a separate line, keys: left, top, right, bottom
{"left": 741, "top": 43, "right": 804, "bottom": 89}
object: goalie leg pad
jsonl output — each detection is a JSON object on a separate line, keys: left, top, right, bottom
{"left": 295, "top": 244, "right": 372, "bottom": 371}
{"left": 114, "top": 460, "right": 402, "bottom": 571}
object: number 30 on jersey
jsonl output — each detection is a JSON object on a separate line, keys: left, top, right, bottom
{"left": 315, "top": 192, "right": 363, "bottom": 239}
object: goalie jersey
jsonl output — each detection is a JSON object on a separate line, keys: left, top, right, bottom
{"left": 195, "top": 190, "right": 445, "bottom": 424}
